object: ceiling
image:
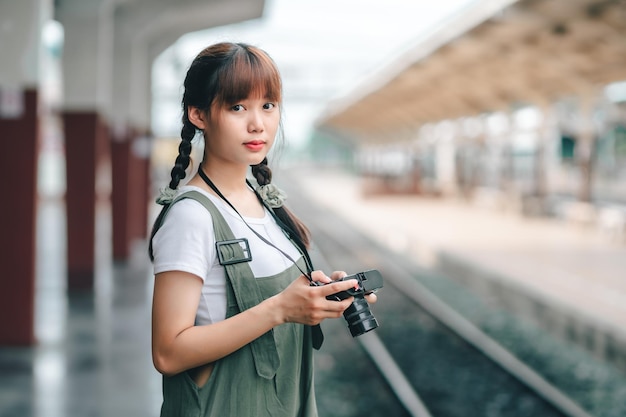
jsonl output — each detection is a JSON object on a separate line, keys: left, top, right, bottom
{"left": 317, "top": 0, "right": 626, "bottom": 142}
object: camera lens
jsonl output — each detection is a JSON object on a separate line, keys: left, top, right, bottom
{"left": 343, "top": 296, "right": 379, "bottom": 337}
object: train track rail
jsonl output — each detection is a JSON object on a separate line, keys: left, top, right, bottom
{"left": 282, "top": 177, "right": 595, "bottom": 417}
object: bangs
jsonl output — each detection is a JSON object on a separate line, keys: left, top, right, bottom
{"left": 214, "top": 47, "right": 282, "bottom": 108}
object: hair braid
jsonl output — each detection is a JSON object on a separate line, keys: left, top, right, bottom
{"left": 148, "top": 116, "right": 197, "bottom": 261}
{"left": 168, "top": 116, "right": 196, "bottom": 190}
{"left": 251, "top": 157, "right": 272, "bottom": 186}
{"left": 252, "top": 158, "right": 311, "bottom": 249}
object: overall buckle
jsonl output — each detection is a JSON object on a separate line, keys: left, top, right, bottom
{"left": 216, "top": 238, "right": 252, "bottom": 265}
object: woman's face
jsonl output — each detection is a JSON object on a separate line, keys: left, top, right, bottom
{"left": 203, "top": 94, "right": 280, "bottom": 167}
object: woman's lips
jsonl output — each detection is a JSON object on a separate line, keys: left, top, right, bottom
{"left": 244, "top": 140, "right": 265, "bottom": 151}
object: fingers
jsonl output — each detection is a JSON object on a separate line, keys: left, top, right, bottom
{"left": 307, "top": 270, "right": 359, "bottom": 297}
{"left": 309, "top": 270, "right": 332, "bottom": 284}
{"left": 308, "top": 270, "right": 350, "bottom": 283}
{"left": 322, "top": 298, "right": 354, "bottom": 316}
{"left": 315, "top": 278, "right": 359, "bottom": 298}
{"left": 329, "top": 270, "right": 347, "bottom": 281}
{"left": 304, "top": 271, "right": 376, "bottom": 303}
{"left": 365, "top": 292, "right": 378, "bottom": 304}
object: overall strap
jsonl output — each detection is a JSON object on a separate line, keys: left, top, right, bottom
{"left": 255, "top": 198, "right": 324, "bottom": 350}
{"left": 154, "top": 190, "right": 323, "bottom": 350}
{"left": 156, "top": 190, "right": 280, "bottom": 379}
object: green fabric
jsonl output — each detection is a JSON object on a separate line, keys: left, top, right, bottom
{"left": 156, "top": 191, "right": 318, "bottom": 417}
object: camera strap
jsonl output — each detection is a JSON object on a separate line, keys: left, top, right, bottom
{"left": 198, "top": 167, "right": 324, "bottom": 350}
{"left": 197, "top": 167, "right": 313, "bottom": 281}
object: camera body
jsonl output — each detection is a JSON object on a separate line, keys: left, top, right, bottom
{"left": 315, "top": 269, "right": 384, "bottom": 337}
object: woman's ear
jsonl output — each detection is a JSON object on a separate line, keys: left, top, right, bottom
{"left": 188, "top": 107, "right": 207, "bottom": 130}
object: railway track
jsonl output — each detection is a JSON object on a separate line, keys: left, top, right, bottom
{"left": 281, "top": 176, "right": 595, "bottom": 417}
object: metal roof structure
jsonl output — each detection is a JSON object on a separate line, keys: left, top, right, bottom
{"left": 317, "top": 0, "right": 626, "bottom": 141}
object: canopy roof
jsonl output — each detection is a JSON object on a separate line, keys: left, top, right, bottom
{"left": 317, "top": 0, "right": 626, "bottom": 141}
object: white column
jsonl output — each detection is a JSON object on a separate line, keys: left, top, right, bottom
{"left": 55, "top": 0, "right": 113, "bottom": 116}
{"left": 434, "top": 120, "right": 458, "bottom": 196}
{"left": 0, "top": 0, "right": 50, "bottom": 89}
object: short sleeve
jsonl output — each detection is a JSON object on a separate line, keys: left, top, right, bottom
{"left": 152, "top": 198, "right": 216, "bottom": 281}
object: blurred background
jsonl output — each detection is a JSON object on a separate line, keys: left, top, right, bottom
{"left": 1, "top": 0, "right": 626, "bottom": 416}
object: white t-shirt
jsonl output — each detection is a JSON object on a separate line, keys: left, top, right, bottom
{"left": 152, "top": 185, "right": 303, "bottom": 325}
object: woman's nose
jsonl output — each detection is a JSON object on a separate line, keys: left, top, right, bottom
{"left": 248, "top": 110, "right": 264, "bottom": 132}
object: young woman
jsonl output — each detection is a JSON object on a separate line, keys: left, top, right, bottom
{"left": 149, "top": 42, "right": 376, "bottom": 417}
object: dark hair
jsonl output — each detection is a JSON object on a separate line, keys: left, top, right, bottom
{"left": 251, "top": 157, "right": 310, "bottom": 251}
{"left": 149, "top": 42, "right": 310, "bottom": 261}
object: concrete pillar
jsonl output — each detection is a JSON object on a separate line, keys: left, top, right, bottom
{"left": 532, "top": 103, "right": 560, "bottom": 203}
{"left": 109, "top": 16, "right": 153, "bottom": 260}
{"left": 56, "top": 0, "right": 114, "bottom": 289}
{"left": 576, "top": 96, "right": 597, "bottom": 203}
{"left": 517, "top": 104, "right": 554, "bottom": 216}
{"left": 0, "top": 0, "right": 52, "bottom": 344}
{"left": 498, "top": 112, "right": 515, "bottom": 194}
{"left": 0, "top": 90, "right": 40, "bottom": 344}
{"left": 62, "top": 112, "right": 111, "bottom": 289}
{"left": 111, "top": 131, "right": 151, "bottom": 260}
{"left": 434, "top": 120, "right": 458, "bottom": 196}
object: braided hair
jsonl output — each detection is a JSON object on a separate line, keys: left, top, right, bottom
{"left": 149, "top": 42, "right": 310, "bottom": 260}
{"left": 252, "top": 157, "right": 310, "bottom": 249}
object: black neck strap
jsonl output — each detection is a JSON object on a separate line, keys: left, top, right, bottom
{"left": 197, "top": 166, "right": 313, "bottom": 281}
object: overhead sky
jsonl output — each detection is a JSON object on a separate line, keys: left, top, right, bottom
{"left": 152, "top": 0, "right": 477, "bottom": 148}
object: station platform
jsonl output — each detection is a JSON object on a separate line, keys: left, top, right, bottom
{"left": 287, "top": 166, "right": 626, "bottom": 369}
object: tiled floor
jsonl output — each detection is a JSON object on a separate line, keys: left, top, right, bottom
{"left": 1, "top": 199, "right": 161, "bottom": 417}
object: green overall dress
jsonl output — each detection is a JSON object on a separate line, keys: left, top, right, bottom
{"left": 154, "top": 191, "right": 318, "bottom": 417}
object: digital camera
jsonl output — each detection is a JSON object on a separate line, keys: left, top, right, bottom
{"left": 316, "top": 269, "right": 384, "bottom": 337}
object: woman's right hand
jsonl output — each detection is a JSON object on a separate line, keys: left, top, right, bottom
{"left": 153, "top": 269, "right": 360, "bottom": 376}
{"left": 270, "top": 270, "right": 358, "bottom": 326}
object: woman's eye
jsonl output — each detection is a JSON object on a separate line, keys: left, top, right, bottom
{"left": 263, "top": 103, "right": 276, "bottom": 110}
{"left": 231, "top": 104, "right": 244, "bottom": 112}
